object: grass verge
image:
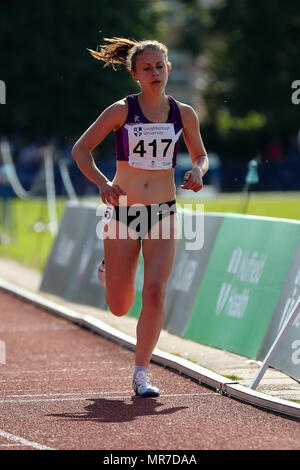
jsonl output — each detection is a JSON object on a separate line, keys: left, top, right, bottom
{"left": 0, "top": 192, "right": 299, "bottom": 271}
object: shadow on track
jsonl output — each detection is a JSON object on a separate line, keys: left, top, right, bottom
{"left": 47, "top": 397, "right": 188, "bottom": 423}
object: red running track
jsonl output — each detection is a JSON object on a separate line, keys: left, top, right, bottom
{"left": 0, "top": 290, "right": 299, "bottom": 451}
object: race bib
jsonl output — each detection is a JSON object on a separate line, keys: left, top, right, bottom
{"left": 127, "top": 123, "right": 177, "bottom": 170}
{"left": 102, "top": 205, "right": 114, "bottom": 226}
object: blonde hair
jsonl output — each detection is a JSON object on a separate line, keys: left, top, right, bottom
{"left": 87, "top": 37, "right": 170, "bottom": 72}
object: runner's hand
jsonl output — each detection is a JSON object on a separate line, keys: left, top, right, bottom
{"left": 99, "top": 180, "right": 126, "bottom": 205}
{"left": 181, "top": 167, "right": 203, "bottom": 192}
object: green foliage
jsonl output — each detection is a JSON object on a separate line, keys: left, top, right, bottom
{"left": 206, "top": 0, "right": 300, "bottom": 136}
{"left": 172, "top": 0, "right": 212, "bottom": 56}
{"left": 216, "top": 110, "right": 267, "bottom": 136}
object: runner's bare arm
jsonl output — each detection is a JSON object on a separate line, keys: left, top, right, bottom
{"left": 179, "top": 104, "right": 209, "bottom": 191}
{"left": 72, "top": 100, "right": 127, "bottom": 184}
{"left": 72, "top": 100, "right": 128, "bottom": 203}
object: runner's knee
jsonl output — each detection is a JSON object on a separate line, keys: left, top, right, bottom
{"left": 106, "top": 292, "right": 134, "bottom": 317}
{"left": 142, "top": 280, "right": 166, "bottom": 310}
{"left": 109, "top": 305, "right": 129, "bottom": 317}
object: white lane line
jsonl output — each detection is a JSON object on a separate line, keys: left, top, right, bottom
{"left": 0, "top": 367, "right": 102, "bottom": 374}
{"left": 0, "top": 443, "right": 24, "bottom": 447}
{"left": 0, "top": 366, "right": 124, "bottom": 376}
{"left": 0, "top": 392, "right": 217, "bottom": 404}
{"left": 0, "top": 429, "right": 55, "bottom": 450}
{"left": 157, "top": 392, "right": 218, "bottom": 398}
{"left": 5, "top": 391, "right": 131, "bottom": 398}
{"left": 0, "top": 324, "right": 77, "bottom": 332}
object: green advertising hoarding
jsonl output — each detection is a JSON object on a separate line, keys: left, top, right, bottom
{"left": 64, "top": 205, "right": 106, "bottom": 308}
{"left": 184, "top": 214, "right": 300, "bottom": 358}
{"left": 40, "top": 202, "right": 97, "bottom": 297}
{"left": 40, "top": 202, "right": 107, "bottom": 308}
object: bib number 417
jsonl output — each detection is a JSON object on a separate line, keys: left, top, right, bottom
{"left": 133, "top": 138, "right": 172, "bottom": 158}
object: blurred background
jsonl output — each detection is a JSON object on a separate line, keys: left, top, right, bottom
{"left": 0, "top": 0, "right": 300, "bottom": 270}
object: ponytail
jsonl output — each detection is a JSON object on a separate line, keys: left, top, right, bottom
{"left": 87, "top": 37, "right": 138, "bottom": 70}
{"left": 88, "top": 37, "right": 170, "bottom": 72}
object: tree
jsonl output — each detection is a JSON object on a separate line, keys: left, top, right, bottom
{"left": 206, "top": 0, "right": 300, "bottom": 141}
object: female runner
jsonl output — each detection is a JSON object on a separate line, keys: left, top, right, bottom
{"left": 72, "top": 37, "right": 209, "bottom": 397}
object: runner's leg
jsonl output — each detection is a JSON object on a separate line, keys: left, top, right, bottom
{"left": 135, "top": 213, "right": 178, "bottom": 366}
{"left": 104, "top": 220, "right": 141, "bottom": 317}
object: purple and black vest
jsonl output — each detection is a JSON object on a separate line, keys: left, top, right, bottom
{"left": 114, "top": 94, "right": 183, "bottom": 170}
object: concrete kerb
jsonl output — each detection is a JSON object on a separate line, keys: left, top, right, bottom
{"left": 0, "top": 277, "right": 299, "bottom": 421}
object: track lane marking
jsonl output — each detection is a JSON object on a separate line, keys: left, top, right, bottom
{"left": 0, "top": 392, "right": 218, "bottom": 404}
{"left": 0, "top": 429, "right": 55, "bottom": 450}
{"left": 0, "top": 443, "right": 24, "bottom": 447}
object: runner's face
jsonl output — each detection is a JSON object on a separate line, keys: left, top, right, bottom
{"left": 131, "top": 48, "right": 170, "bottom": 91}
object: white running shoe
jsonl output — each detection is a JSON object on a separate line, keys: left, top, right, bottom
{"left": 98, "top": 259, "right": 106, "bottom": 288}
{"left": 132, "top": 370, "right": 160, "bottom": 397}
